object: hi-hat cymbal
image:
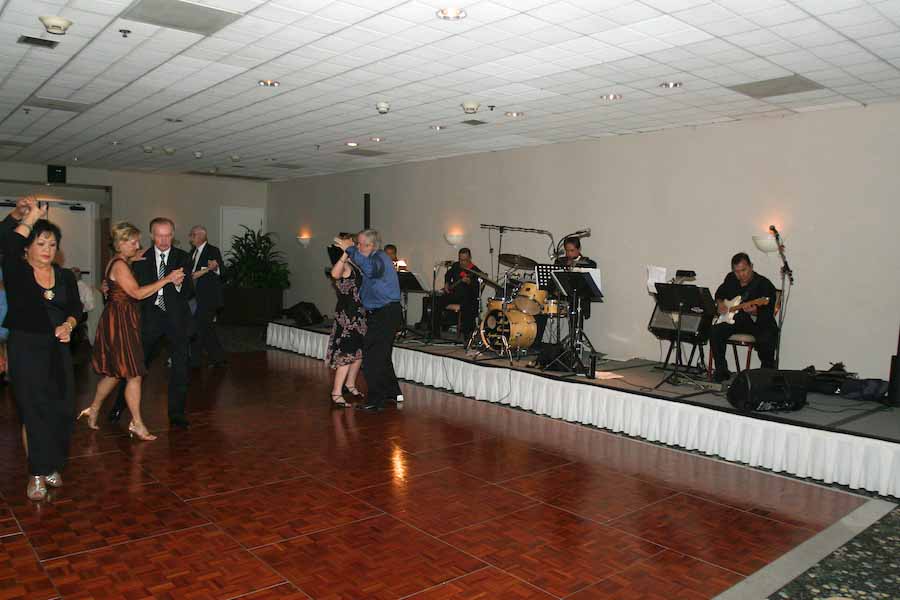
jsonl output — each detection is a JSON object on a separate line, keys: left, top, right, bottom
{"left": 498, "top": 253, "right": 537, "bottom": 270}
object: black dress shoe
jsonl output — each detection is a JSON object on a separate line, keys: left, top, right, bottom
{"left": 169, "top": 417, "right": 191, "bottom": 429}
{"left": 356, "top": 403, "right": 383, "bottom": 412}
{"left": 107, "top": 406, "right": 123, "bottom": 424}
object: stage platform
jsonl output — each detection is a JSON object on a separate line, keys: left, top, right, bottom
{"left": 267, "top": 319, "right": 900, "bottom": 498}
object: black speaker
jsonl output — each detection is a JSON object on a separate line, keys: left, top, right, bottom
{"left": 47, "top": 164, "right": 66, "bottom": 183}
{"left": 284, "top": 301, "right": 323, "bottom": 326}
{"left": 887, "top": 354, "right": 898, "bottom": 406}
{"left": 727, "top": 369, "right": 810, "bottom": 412}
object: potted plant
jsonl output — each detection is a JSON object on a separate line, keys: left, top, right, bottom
{"left": 221, "top": 226, "right": 290, "bottom": 325}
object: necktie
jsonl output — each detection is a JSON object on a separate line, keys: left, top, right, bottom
{"left": 157, "top": 252, "right": 167, "bottom": 311}
{"left": 191, "top": 248, "right": 199, "bottom": 272}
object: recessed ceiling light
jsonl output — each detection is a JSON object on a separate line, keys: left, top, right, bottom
{"left": 193, "top": 150, "right": 203, "bottom": 159}
{"left": 345, "top": 141, "right": 359, "bottom": 147}
{"left": 430, "top": 125, "right": 447, "bottom": 131}
{"left": 600, "top": 93, "right": 623, "bottom": 101}
{"left": 164, "top": 117, "right": 183, "bottom": 123}
{"left": 659, "top": 81, "right": 683, "bottom": 89}
{"left": 72, "top": 156, "right": 79, "bottom": 162}
{"left": 230, "top": 154, "right": 241, "bottom": 162}
{"left": 162, "top": 146, "right": 176, "bottom": 155}
{"left": 369, "top": 136, "right": 383, "bottom": 142}
{"left": 436, "top": 7, "right": 466, "bottom": 20}
{"left": 505, "top": 111, "right": 525, "bottom": 118}
{"left": 110, "top": 140, "right": 120, "bottom": 146}
{"left": 142, "top": 145, "right": 154, "bottom": 154}
{"left": 258, "top": 79, "right": 279, "bottom": 87}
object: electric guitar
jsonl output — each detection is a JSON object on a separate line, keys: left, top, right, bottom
{"left": 714, "top": 296, "right": 770, "bottom": 326}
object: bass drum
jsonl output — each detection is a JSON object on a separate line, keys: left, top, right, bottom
{"left": 480, "top": 308, "right": 537, "bottom": 352}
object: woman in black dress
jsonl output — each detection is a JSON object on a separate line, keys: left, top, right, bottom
{"left": 2, "top": 197, "right": 82, "bottom": 501}
{"left": 326, "top": 233, "right": 367, "bottom": 407}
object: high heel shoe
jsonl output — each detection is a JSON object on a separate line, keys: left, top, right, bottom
{"left": 128, "top": 421, "right": 157, "bottom": 441}
{"left": 331, "top": 394, "right": 347, "bottom": 407}
{"left": 45, "top": 471, "right": 63, "bottom": 488}
{"left": 342, "top": 385, "right": 364, "bottom": 398}
{"left": 77, "top": 406, "right": 99, "bottom": 430}
{"left": 26, "top": 476, "right": 47, "bottom": 501}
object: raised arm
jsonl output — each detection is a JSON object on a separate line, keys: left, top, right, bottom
{"left": 330, "top": 252, "right": 352, "bottom": 280}
{"left": 111, "top": 260, "right": 184, "bottom": 300}
{"left": 345, "top": 247, "right": 384, "bottom": 279}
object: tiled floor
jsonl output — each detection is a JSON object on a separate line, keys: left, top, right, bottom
{"left": 0, "top": 351, "right": 869, "bottom": 599}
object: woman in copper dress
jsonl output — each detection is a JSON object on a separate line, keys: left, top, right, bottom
{"left": 326, "top": 233, "right": 367, "bottom": 407}
{"left": 78, "top": 223, "right": 184, "bottom": 441}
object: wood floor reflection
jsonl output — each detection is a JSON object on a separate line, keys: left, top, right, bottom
{"left": 0, "top": 351, "right": 866, "bottom": 599}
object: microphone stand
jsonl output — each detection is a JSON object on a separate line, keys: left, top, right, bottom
{"left": 770, "top": 226, "right": 794, "bottom": 368}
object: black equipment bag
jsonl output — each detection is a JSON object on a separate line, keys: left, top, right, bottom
{"left": 284, "top": 302, "right": 323, "bottom": 326}
{"left": 727, "top": 369, "right": 810, "bottom": 412}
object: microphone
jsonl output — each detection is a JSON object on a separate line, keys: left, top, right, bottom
{"left": 571, "top": 228, "right": 592, "bottom": 238}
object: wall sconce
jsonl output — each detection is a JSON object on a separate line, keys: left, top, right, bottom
{"left": 444, "top": 231, "right": 464, "bottom": 247}
{"left": 296, "top": 234, "right": 312, "bottom": 248}
{"left": 752, "top": 233, "right": 779, "bottom": 254}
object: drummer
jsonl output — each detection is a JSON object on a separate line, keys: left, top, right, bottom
{"left": 553, "top": 237, "right": 597, "bottom": 319}
{"left": 433, "top": 247, "right": 481, "bottom": 341}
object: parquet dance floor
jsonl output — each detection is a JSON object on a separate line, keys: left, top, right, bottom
{"left": 0, "top": 350, "right": 871, "bottom": 599}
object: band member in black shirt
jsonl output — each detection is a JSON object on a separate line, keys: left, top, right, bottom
{"left": 432, "top": 247, "right": 480, "bottom": 340}
{"left": 553, "top": 237, "right": 597, "bottom": 320}
{"left": 710, "top": 252, "right": 779, "bottom": 382}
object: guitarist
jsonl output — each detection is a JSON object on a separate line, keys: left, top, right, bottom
{"left": 711, "top": 252, "right": 779, "bottom": 382}
{"left": 432, "top": 247, "right": 480, "bottom": 340}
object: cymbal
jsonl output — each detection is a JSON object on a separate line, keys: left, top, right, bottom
{"left": 498, "top": 253, "right": 537, "bottom": 270}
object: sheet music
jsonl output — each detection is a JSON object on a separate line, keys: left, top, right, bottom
{"left": 647, "top": 265, "right": 667, "bottom": 294}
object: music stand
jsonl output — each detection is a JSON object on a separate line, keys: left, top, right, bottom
{"left": 544, "top": 270, "right": 604, "bottom": 377}
{"left": 397, "top": 271, "right": 427, "bottom": 339}
{"left": 653, "top": 283, "right": 705, "bottom": 389}
{"left": 534, "top": 264, "right": 557, "bottom": 291}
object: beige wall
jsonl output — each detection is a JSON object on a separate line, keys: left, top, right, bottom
{"left": 270, "top": 102, "right": 900, "bottom": 379}
{"left": 0, "top": 160, "right": 267, "bottom": 251}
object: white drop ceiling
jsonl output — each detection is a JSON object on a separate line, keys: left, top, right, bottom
{"left": 1, "top": 0, "right": 899, "bottom": 180}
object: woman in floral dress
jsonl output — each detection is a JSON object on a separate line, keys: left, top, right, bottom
{"left": 326, "top": 233, "right": 367, "bottom": 407}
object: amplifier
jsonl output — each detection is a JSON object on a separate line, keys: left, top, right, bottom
{"left": 648, "top": 304, "right": 712, "bottom": 343}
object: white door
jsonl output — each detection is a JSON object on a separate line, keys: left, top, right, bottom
{"left": 44, "top": 200, "right": 97, "bottom": 284}
{"left": 219, "top": 206, "right": 266, "bottom": 258}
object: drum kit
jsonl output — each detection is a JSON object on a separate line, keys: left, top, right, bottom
{"left": 472, "top": 252, "right": 570, "bottom": 357}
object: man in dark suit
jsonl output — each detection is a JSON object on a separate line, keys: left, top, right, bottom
{"left": 553, "top": 236, "right": 598, "bottom": 319}
{"left": 108, "top": 217, "right": 194, "bottom": 429}
{"left": 188, "top": 225, "right": 226, "bottom": 368}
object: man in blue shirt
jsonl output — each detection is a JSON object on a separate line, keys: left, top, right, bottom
{"left": 335, "top": 230, "right": 402, "bottom": 411}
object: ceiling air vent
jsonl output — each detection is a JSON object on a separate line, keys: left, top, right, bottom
{"left": 728, "top": 75, "right": 824, "bottom": 99}
{"left": 26, "top": 96, "right": 92, "bottom": 113}
{"left": 0, "top": 140, "right": 29, "bottom": 149}
{"left": 462, "top": 119, "right": 488, "bottom": 126}
{"left": 185, "top": 171, "right": 270, "bottom": 181}
{"left": 269, "top": 163, "right": 303, "bottom": 170}
{"left": 124, "top": 0, "right": 241, "bottom": 36}
{"left": 340, "top": 148, "right": 388, "bottom": 157}
{"left": 17, "top": 35, "right": 59, "bottom": 49}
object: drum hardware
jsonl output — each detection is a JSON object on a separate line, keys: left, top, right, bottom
{"left": 479, "top": 224, "right": 557, "bottom": 283}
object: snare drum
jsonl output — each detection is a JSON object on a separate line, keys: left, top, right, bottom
{"left": 514, "top": 282, "right": 547, "bottom": 316}
{"left": 542, "top": 299, "right": 564, "bottom": 315}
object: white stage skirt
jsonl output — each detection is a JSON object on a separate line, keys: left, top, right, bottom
{"left": 267, "top": 322, "right": 900, "bottom": 497}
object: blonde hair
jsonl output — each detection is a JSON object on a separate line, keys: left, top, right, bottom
{"left": 111, "top": 221, "right": 141, "bottom": 253}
